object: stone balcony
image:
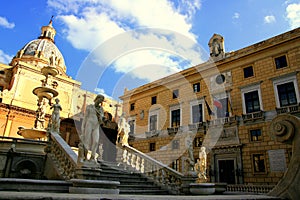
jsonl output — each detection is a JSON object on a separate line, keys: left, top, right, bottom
{"left": 276, "top": 104, "right": 300, "bottom": 114}
{"left": 208, "top": 115, "right": 238, "bottom": 127}
{"left": 242, "top": 111, "right": 265, "bottom": 122}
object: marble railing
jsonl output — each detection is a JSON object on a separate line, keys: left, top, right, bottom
{"left": 227, "top": 184, "right": 274, "bottom": 194}
{"left": 242, "top": 111, "right": 264, "bottom": 122}
{"left": 119, "top": 145, "right": 185, "bottom": 194}
{"left": 276, "top": 104, "right": 300, "bottom": 114}
{"left": 46, "top": 131, "right": 77, "bottom": 180}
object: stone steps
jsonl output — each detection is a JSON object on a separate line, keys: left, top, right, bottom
{"left": 99, "top": 161, "right": 170, "bottom": 195}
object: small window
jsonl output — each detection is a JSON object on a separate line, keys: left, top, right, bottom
{"left": 171, "top": 159, "right": 179, "bottom": 171}
{"left": 243, "top": 66, "right": 254, "bottom": 78}
{"left": 250, "top": 129, "right": 262, "bottom": 141}
{"left": 216, "top": 74, "right": 225, "bottom": 84}
{"left": 171, "top": 109, "right": 180, "bottom": 127}
{"left": 172, "top": 140, "right": 180, "bottom": 150}
{"left": 193, "top": 137, "right": 203, "bottom": 148}
{"left": 151, "top": 96, "right": 157, "bottom": 105}
{"left": 130, "top": 103, "right": 135, "bottom": 111}
{"left": 0, "top": 71, "right": 5, "bottom": 75}
{"left": 173, "top": 89, "right": 179, "bottom": 99}
{"left": 275, "top": 55, "right": 288, "bottom": 69}
{"left": 252, "top": 153, "right": 266, "bottom": 173}
{"left": 193, "top": 82, "right": 200, "bottom": 93}
{"left": 149, "top": 142, "right": 156, "bottom": 151}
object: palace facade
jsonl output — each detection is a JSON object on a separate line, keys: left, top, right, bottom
{"left": 0, "top": 20, "right": 122, "bottom": 146}
{"left": 120, "top": 28, "right": 300, "bottom": 185}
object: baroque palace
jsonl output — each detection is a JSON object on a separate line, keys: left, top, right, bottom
{"left": 120, "top": 27, "right": 300, "bottom": 186}
{"left": 0, "top": 20, "right": 121, "bottom": 146}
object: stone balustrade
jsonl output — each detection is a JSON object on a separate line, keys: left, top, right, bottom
{"left": 227, "top": 184, "right": 274, "bottom": 194}
{"left": 46, "top": 131, "right": 77, "bottom": 180}
{"left": 119, "top": 145, "right": 186, "bottom": 194}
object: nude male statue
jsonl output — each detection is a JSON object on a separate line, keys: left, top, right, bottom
{"left": 80, "top": 94, "right": 105, "bottom": 161}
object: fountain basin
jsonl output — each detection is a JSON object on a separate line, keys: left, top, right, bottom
{"left": 17, "top": 128, "right": 47, "bottom": 140}
{"left": 33, "top": 87, "right": 58, "bottom": 100}
{"left": 41, "top": 66, "right": 59, "bottom": 77}
{"left": 189, "top": 182, "right": 227, "bottom": 195}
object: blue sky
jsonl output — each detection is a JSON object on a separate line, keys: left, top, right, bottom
{"left": 0, "top": 0, "right": 299, "bottom": 100}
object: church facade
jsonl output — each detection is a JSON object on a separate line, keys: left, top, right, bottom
{"left": 0, "top": 20, "right": 121, "bottom": 146}
{"left": 120, "top": 28, "right": 300, "bottom": 185}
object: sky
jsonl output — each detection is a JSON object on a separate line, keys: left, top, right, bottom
{"left": 0, "top": 0, "right": 299, "bottom": 101}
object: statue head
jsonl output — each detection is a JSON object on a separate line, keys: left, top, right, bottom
{"left": 94, "top": 94, "right": 104, "bottom": 103}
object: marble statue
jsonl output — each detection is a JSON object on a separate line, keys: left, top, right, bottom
{"left": 116, "top": 113, "right": 130, "bottom": 146}
{"left": 185, "top": 131, "right": 195, "bottom": 172}
{"left": 50, "top": 98, "right": 62, "bottom": 132}
{"left": 194, "top": 146, "right": 207, "bottom": 183}
{"left": 35, "top": 98, "right": 47, "bottom": 129}
{"left": 80, "top": 94, "right": 105, "bottom": 162}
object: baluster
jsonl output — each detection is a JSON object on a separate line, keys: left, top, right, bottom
{"left": 127, "top": 152, "right": 131, "bottom": 165}
{"left": 140, "top": 158, "right": 145, "bottom": 173}
{"left": 122, "top": 149, "right": 127, "bottom": 163}
{"left": 135, "top": 156, "right": 140, "bottom": 171}
{"left": 131, "top": 154, "right": 136, "bottom": 168}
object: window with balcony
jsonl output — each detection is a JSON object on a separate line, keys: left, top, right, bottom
{"left": 171, "top": 109, "right": 180, "bottom": 127}
{"left": 252, "top": 153, "right": 266, "bottom": 173}
{"left": 275, "top": 55, "right": 288, "bottom": 69}
{"left": 244, "top": 91, "right": 261, "bottom": 113}
{"left": 149, "top": 115, "right": 157, "bottom": 131}
{"left": 277, "top": 82, "right": 297, "bottom": 107}
{"left": 250, "top": 129, "right": 262, "bottom": 142}
{"left": 191, "top": 104, "right": 203, "bottom": 123}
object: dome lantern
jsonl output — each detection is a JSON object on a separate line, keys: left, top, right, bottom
{"left": 38, "top": 16, "right": 56, "bottom": 43}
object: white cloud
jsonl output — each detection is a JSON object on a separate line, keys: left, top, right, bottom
{"left": 232, "top": 12, "right": 240, "bottom": 19}
{"left": 0, "top": 16, "right": 15, "bottom": 29}
{"left": 286, "top": 3, "right": 300, "bottom": 29}
{"left": 47, "top": 0, "right": 204, "bottom": 86}
{"left": 0, "top": 49, "right": 13, "bottom": 64}
{"left": 264, "top": 15, "right": 276, "bottom": 24}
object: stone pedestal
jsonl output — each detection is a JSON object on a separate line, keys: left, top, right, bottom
{"left": 189, "top": 182, "right": 227, "bottom": 195}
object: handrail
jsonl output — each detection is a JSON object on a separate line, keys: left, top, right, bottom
{"left": 46, "top": 131, "right": 77, "bottom": 180}
{"left": 118, "top": 144, "right": 185, "bottom": 194}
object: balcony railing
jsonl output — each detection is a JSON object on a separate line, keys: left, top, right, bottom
{"left": 145, "top": 130, "right": 160, "bottom": 138}
{"left": 188, "top": 122, "right": 206, "bottom": 132}
{"left": 208, "top": 115, "right": 238, "bottom": 126}
{"left": 276, "top": 104, "right": 300, "bottom": 114}
{"left": 242, "top": 111, "right": 264, "bottom": 122}
{"left": 167, "top": 127, "right": 179, "bottom": 135}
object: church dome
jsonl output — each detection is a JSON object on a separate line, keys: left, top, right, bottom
{"left": 12, "top": 19, "right": 67, "bottom": 75}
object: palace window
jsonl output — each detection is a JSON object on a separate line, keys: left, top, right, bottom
{"left": 243, "top": 66, "right": 254, "bottom": 78}
{"left": 244, "top": 91, "right": 261, "bottom": 113}
{"left": 275, "top": 55, "right": 288, "bottom": 69}
{"left": 172, "top": 89, "right": 179, "bottom": 99}
{"left": 172, "top": 139, "right": 180, "bottom": 150}
{"left": 277, "top": 82, "right": 297, "bottom": 107}
{"left": 252, "top": 153, "right": 266, "bottom": 173}
{"left": 191, "top": 104, "right": 203, "bottom": 123}
{"left": 149, "top": 142, "right": 156, "bottom": 151}
{"left": 130, "top": 103, "right": 135, "bottom": 111}
{"left": 250, "top": 129, "right": 262, "bottom": 142}
{"left": 193, "top": 82, "right": 200, "bottom": 93}
{"left": 273, "top": 74, "right": 299, "bottom": 108}
{"left": 171, "top": 159, "right": 179, "bottom": 171}
{"left": 151, "top": 96, "right": 157, "bottom": 105}
{"left": 171, "top": 109, "right": 180, "bottom": 127}
{"left": 149, "top": 115, "right": 157, "bottom": 131}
